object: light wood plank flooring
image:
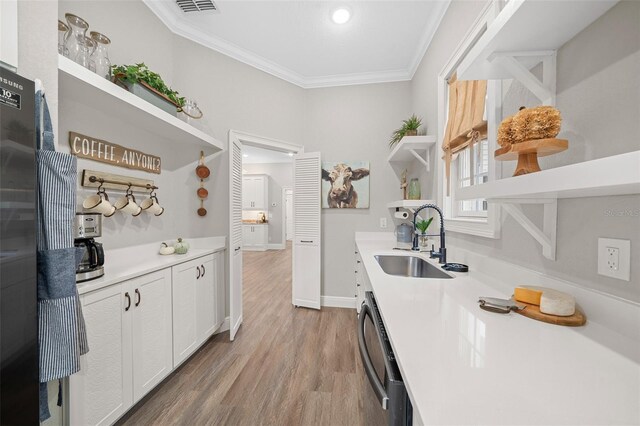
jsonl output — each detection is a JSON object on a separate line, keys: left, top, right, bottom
{"left": 118, "top": 243, "right": 366, "bottom": 425}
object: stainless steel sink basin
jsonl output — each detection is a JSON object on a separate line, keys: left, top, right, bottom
{"left": 375, "top": 255, "right": 453, "bottom": 279}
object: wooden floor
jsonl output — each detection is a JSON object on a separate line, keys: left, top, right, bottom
{"left": 119, "top": 243, "right": 367, "bottom": 425}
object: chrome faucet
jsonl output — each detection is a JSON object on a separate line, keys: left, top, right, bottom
{"left": 412, "top": 203, "right": 447, "bottom": 264}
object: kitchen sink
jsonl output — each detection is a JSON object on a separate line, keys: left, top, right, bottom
{"left": 374, "top": 255, "right": 453, "bottom": 279}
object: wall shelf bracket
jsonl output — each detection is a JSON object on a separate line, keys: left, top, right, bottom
{"left": 494, "top": 198, "right": 557, "bottom": 260}
{"left": 489, "top": 50, "right": 557, "bottom": 106}
{"left": 409, "top": 148, "right": 430, "bottom": 172}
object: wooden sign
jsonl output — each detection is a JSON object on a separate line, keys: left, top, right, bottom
{"left": 69, "top": 131, "right": 161, "bottom": 174}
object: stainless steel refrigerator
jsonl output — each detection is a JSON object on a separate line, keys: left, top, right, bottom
{"left": 0, "top": 67, "right": 39, "bottom": 424}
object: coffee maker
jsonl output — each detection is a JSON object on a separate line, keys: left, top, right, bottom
{"left": 74, "top": 213, "right": 105, "bottom": 282}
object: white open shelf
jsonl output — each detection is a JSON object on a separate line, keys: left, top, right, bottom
{"left": 457, "top": 0, "right": 618, "bottom": 105}
{"left": 456, "top": 151, "right": 640, "bottom": 261}
{"left": 457, "top": 151, "right": 640, "bottom": 201}
{"left": 58, "top": 55, "right": 224, "bottom": 152}
{"left": 388, "top": 135, "right": 437, "bottom": 172}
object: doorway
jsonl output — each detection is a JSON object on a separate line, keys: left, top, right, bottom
{"left": 228, "top": 131, "right": 303, "bottom": 341}
{"left": 284, "top": 188, "right": 293, "bottom": 241}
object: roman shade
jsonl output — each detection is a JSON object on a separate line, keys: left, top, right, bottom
{"left": 442, "top": 73, "right": 487, "bottom": 194}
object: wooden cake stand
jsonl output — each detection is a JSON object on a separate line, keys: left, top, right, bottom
{"left": 495, "top": 138, "right": 568, "bottom": 176}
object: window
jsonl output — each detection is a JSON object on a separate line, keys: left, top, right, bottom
{"left": 455, "top": 139, "right": 489, "bottom": 217}
{"left": 436, "top": 1, "right": 501, "bottom": 239}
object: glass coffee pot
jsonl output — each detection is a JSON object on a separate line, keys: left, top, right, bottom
{"left": 64, "top": 13, "right": 89, "bottom": 65}
{"left": 90, "top": 31, "right": 112, "bottom": 79}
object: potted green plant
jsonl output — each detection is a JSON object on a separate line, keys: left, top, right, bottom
{"left": 111, "top": 63, "right": 185, "bottom": 116}
{"left": 415, "top": 217, "right": 434, "bottom": 249}
{"left": 389, "top": 114, "right": 423, "bottom": 148}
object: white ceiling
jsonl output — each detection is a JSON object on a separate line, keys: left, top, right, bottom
{"left": 143, "top": 0, "right": 451, "bottom": 88}
{"left": 242, "top": 145, "right": 293, "bottom": 164}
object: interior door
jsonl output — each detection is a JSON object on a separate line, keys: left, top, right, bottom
{"left": 292, "top": 152, "right": 321, "bottom": 309}
{"left": 229, "top": 137, "right": 243, "bottom": 340}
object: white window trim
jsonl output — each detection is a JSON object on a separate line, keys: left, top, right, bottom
{"left": 437, "top": 1, "right": 502, "bottom": 239}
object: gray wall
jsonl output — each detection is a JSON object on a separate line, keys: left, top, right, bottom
{"left": 304, "top": 83, "right": 412, "bottom": 298}
{"left": 411, "top": 0, "right": 640, "bottom": 301}
{"left": 243, "top": 163, "right": 293, "bottom": 246}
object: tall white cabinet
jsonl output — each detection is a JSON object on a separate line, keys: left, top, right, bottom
{"left": 69, "top": 252, "right": 224, "bottom": 426}
{"left": 242, "top": 175, "right": 268, "bottom": 210}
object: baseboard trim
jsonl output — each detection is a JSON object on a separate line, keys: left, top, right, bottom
{"left": 321, "top": 296, "right": 356, "bottom": 309}
{"left": 267, "top": 243, "right": 285, "bottom": 250}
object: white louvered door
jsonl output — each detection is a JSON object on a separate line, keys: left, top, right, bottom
{"left": 229, "top": 138, "right": 243, "bottom": 341}
{"left": 292, "top": 152, "right": 321, "bottom": 310}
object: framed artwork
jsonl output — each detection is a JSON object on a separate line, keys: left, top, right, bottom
{"left": 321, "top": 161, "right": 370, "bottom": 208}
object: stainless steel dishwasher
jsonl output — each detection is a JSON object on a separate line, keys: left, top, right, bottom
{"left": 358, "top": 291, "right": 412, "bottom": 426}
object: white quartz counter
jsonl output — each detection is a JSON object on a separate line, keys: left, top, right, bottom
{"left": 356, "top": 233, "right": 640, "bottom": 425}
{"left": 77, "top": 237, "right": 226, "bottom": 295}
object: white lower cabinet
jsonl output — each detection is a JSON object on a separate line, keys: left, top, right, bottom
{"left": 70, "top": 252, "right": 224, "bottom": 426}
{"left": 69, "top": 269, "right": 171, "bottom": 426}
{"left": 131, "top": 270, "right": 173, "bottom": 402}
{"left": 242, "top": 224, "right": 268, "bottom": 251}
{"left": 172, "top": 254, "right": 218, "bottom": 367}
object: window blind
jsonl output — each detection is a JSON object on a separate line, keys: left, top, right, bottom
{"left": 442, "top": 73, "right": 487, "bottom": 194}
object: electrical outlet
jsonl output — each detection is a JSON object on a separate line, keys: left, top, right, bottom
{"left": 598, "top": 238, "right": 631, "bottom": 281}
{"left": 379, "top": 218, "right": 387, "bottom": 229}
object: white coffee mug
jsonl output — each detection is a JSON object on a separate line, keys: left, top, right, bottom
{"left": 140, "top": 196, "right": 164, "bottom": 216}
{"left": 83, "top": 192, "right": 115, "bottom": 216}
{"left": 114, "top": 193, "right": 142, "bottom": 216}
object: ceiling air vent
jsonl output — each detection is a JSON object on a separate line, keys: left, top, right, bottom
{"left": 175, "top": 0, "right": 218, "bottom": 13}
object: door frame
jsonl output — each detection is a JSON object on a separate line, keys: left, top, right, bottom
{"left": 282, "top": 186, "right": 293, "bottom": 243}
{"left": 227, "top": 130, "right": 303, "bottom": 339}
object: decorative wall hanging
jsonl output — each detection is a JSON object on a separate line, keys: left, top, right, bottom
{"left": 321, "top": 161, "right": 370, "bottom": 209}
{"left": 196, "top": 151, "right": 209, "bottom": 216}
{"left": 496, "top": 106, "right": 568, "bottom": 176}
{"left": 69, "top": 131, "right": 161, "bottom": 174}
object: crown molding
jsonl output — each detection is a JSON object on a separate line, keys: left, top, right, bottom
{"left": 408, "top": 0, "right": 452, "bottom": 79}
{"left": 143, "top": 0, "right": 450, "bottom": 89}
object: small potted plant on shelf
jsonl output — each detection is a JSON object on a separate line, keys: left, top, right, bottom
{"left": 389, "top": 114, "right": 423, "bottom": 148}
{"left": 111, "top": 63, "right": 185, "bottom": 116}
{"left": 415, "top": 217, "right": 434, "bottom": 249}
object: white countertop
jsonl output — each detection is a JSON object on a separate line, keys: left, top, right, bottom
{"left": 77, "top": 237, "right": 226, "bottom": 295}
{"left": 356, "top": 234, "right": 640, "bottom": 425}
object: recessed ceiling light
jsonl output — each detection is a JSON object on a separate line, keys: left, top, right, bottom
{"left": 332, "top": 8, "right": 351, "bottom": 24}
{"left": 287, "top": 152, "right": 294, "bottom": 157}
{"left": 243, "top": 154, "right": 249, "bottom": 158}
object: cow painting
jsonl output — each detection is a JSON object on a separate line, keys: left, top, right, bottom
{"left": 321, "top": 161, "right": 370, "bottom": 209}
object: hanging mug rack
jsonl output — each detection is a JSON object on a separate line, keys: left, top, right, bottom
{"left": 81, "top": 169, "right": 164, "bottom": 217}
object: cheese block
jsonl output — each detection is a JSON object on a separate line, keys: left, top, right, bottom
{"left": 514, "top": 286, "right": 543, "bottom": 305}
{"left": 540, "top": 289, "right": 575, "bottom": 316}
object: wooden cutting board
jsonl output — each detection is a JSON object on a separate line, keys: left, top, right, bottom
{"left": 515, "top": 300, "right": 586, "bottom": 326}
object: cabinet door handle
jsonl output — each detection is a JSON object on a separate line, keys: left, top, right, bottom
{"left": 135, "top": 288, "right": 141, "bottom": 307}
{"left": 234, "top": 246, "right": 241, "bottom": 252}
{"left": 196, "top": 266, "right": 201, "bottom": 279}
{"left": 301, "top": 240, "right": 313, "bottom": 243}
{"left": 124, "top": 292, "right": 131, "bottom": 311}
{"left": 201, "top": 265, "right": 205, "bottom": 277}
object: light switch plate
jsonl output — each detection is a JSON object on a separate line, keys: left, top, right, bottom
{"left": 597, "top": 238, "right": 631, "bottom": 281}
